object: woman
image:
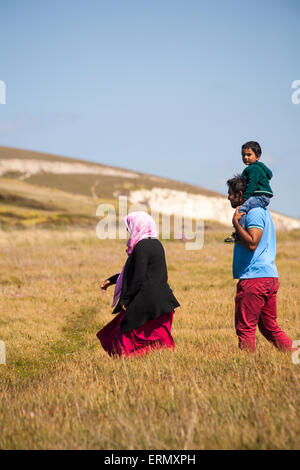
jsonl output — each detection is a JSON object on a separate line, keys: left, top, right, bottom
{"left": 97, "top": 211, "right": 180, "bottom": 357}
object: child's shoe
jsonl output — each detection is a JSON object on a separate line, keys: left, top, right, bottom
{"left": 224, "top": 232, "right": 238, "bottom": 243}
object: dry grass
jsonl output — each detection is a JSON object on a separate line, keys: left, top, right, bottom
{"left": 0, "top": 228, "right": 299, "bottom": 450}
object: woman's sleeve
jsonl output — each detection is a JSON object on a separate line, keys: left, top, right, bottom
{"left": 119, "top": 243, "right": 148, "bottom": 306}
{"left": 107, "top": 273, "right": 120, "bottom": 285}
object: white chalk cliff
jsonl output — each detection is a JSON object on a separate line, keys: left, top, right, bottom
{"left": 129, "top": 187, "right": 300, "bottom": 231}
{"left": 0, "top": 158, "right": 139, "bottom": 179}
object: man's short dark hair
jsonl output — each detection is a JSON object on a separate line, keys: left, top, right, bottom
{"left": 241, "top": 141, "right": 262, "bottom": 158}
{"left": 227, "top": 174, "right": 247, "bottom": 195}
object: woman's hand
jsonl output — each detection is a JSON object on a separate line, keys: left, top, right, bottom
{"left": 121, "top": 304, "right": 127, "bottom": 311}
{"left": 100, "top": 279, "right": 110, "bottom": 291}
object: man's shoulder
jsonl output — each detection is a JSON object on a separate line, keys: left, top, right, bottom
{"left": 245, "top": 207, "right": 267, "bottom": 230}
{"left": 247, "top": 207, "right": 266, "bottom": 215}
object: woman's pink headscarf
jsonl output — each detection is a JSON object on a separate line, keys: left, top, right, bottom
{"left": 112, "top": 211, "right": 158, "bottom": 307}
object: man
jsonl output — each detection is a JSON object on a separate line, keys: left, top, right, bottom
{"left": 227, "top": 174, "right": 293, "bottom": 352}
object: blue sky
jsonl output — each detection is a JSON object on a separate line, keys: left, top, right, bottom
{"left": 0, "top": 0, "right": 299, "bottom": 217}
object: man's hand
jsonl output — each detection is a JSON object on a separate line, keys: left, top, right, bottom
{"left": 121, "top": 304, "right": 127, "bottom": 311}
{"left": 232, "top": 206, "right": 246, "bottom": 225}
{"left": 232, "top": 209, "right": 263, "bottom": 252}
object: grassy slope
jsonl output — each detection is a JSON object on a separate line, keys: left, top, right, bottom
{"left": 0, "top": 145, "right": 226, "bottom": 230}
{"left": 0, "top": 145, "right": 223, "bottom": 198}
{"left": 0, "top": 228, "right": 299, "bottom": 450}
{"left": 0, "top": 176, "right": 112, "bottom": 229}
{"left": 0, "top": 175, "right": 226, "bottom": 231}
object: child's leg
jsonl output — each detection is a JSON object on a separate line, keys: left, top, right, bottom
{"left": 240, "top": 195, "right": 270, "bottom": 212}
{"left": 238, "top": 196, "right": 271, "bottom": 228}
{"left": 237, "top": 199, "right": 252, "bottom": 229}
{"left": 239, "top": 213, "right": 246, "bottom": 228}
{"left": 256, "top": 195, "right": 271, "bottom": 208}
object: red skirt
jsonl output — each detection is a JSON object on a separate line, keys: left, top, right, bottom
{"left": 96, "top": 310, "right": 175, "bottom": 358}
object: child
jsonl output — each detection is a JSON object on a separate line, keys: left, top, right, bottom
{"left": 224, "top": 141, "right": 273, "bottom": 243}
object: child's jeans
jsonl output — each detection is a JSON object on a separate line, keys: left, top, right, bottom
{"left": 239, "top": 195, "right": 270, "bottom": 228}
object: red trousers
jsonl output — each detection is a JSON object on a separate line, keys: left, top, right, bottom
{"left": 235, "top": 277, "right": 293, "bottom": 352}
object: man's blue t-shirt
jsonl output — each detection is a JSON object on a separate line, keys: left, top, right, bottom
{"left": 233, "top": 208, "right": 278, "bottom": 279}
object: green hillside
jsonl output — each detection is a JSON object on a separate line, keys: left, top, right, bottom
{"left": 0, "top": 145, "right": 225, "bottom": 230}
{"left": 0, "top": 145, "right": 222, "bottom": 199}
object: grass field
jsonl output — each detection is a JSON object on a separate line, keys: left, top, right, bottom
{"left": 0, "top": 227, "right": 299, "bottom": 450}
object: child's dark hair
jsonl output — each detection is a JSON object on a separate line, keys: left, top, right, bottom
{"left": 241, "top": 141, "right": 262, "bottom": 158}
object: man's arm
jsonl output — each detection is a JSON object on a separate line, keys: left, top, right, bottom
{"left": 233, "top": 207, "right": 263, "bottom": 251}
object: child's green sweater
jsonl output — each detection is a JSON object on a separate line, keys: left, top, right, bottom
{"left": 242, "top": 161, "right": 273, "bottom": 201}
